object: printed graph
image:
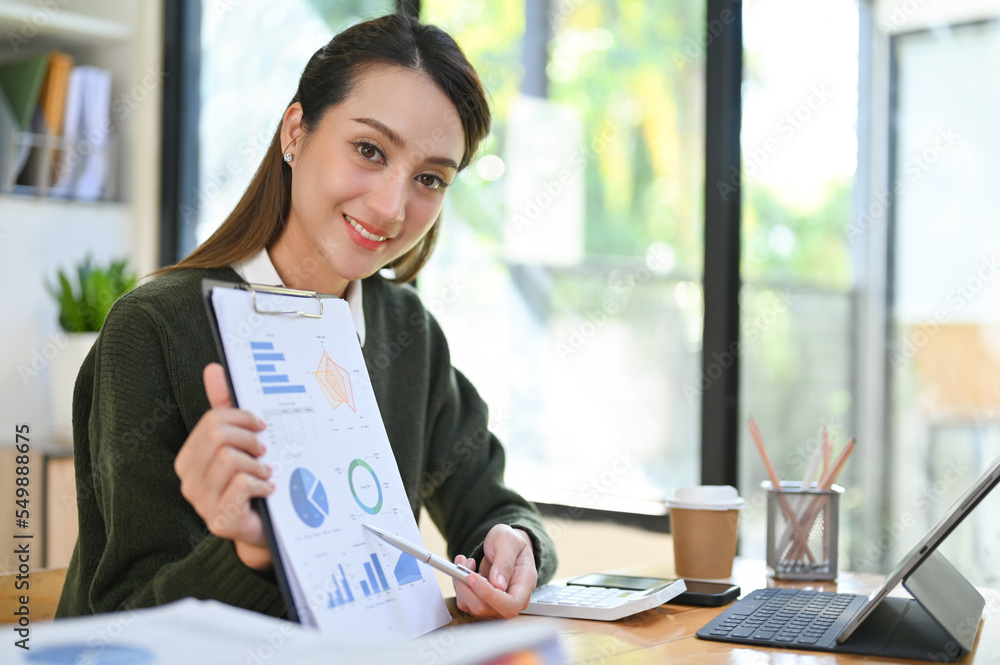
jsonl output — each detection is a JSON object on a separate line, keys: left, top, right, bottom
{"left": 261, "top": 407, "right": 319, "bottom": 450}
{"left": 393, "top": 552, "right": 423, "bottom": 586}
{"left": 327, "top": 564, "right": 356, "bottom": 608}
{"left": 361, "top": 553, "right": 391, "bottom": 597}
{"left": 313, "top": 350, "right": 356, "bottom": 412}
{"left": 252, "top": 341, "right": 306, "bottom": 394}
{"left": 289, "top": 467, "right": 329, "bottom": 528}
{"left": 348, "top": 459, "right": 383, "bottom": 515}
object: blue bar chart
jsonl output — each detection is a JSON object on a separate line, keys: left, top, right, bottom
{"left": 361, "top": 554, "right": 391, "bottom": 597}
{"left": 251, "top": 341, "right": 306, "bottom": 394}
{"left": 327, "top": 565, "right": 356, "bottom": 608}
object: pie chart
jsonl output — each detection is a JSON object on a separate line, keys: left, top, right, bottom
{"left": 289, "top": 467, "right": 329, "bottom": 527}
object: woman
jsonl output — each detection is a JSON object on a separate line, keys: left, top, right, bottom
{"left": 57, "top": 13, "right": 556, "bottom": 622}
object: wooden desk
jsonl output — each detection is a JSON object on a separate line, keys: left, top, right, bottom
{"left": 448, "top": 558, "right": 1000, "bottom": 663}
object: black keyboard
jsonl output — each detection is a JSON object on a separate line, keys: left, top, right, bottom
{"left": 696, "top": 587, "right": 868, "bottom": 650}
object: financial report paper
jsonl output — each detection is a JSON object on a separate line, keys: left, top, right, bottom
{"left": 209, "top": 285, "right": 451, "bottom": 638}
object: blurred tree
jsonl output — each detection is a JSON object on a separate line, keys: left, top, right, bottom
{"left": 424, "top": 0, "right": 852, "bottom": 288}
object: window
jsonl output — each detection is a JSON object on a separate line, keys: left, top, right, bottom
{"left": 888, "top": 17, "right": 1000, "bottom": 587}
{"left": 737, "top": 0, "right": 860, "bottom": 562}
{"left": 173, "top": 0, "right": 1000, "bottom": 582}
{"left": 189, "top": 0, "right": 394, "bottom": 254}
{"left": 418, "top": 0, "right": 705, "bottom": 514}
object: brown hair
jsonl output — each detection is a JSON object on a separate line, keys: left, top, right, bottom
{"left": 162, "top": 13, "right": 491, "bottom": 283}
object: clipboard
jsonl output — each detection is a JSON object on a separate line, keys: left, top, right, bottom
{"left": 202, "top": 278, "right": 330, "bottom": 624}
{"left": 200, "top": 279, "right": 452, "bottom": 638}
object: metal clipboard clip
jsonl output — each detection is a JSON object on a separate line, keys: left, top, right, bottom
{"left": 248, "top": 284, "right": 325, "bottom": 318}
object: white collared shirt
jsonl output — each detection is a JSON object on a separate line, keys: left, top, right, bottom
{"left": 231, "top": 248, "right": 367, "bottom": 346}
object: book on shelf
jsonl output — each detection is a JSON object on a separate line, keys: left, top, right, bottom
{"left": 51, "top": 65, "right": 113, "bottom": 200}
{"left": 0, "top": 80, "right": 18, "bottom": 190}
{"left": 39, "top": 51, "right": 74, "bottom": 136}
{"left": 0, "top": 53, "right": 49, "bottom": 193}
{"left": 0, "top": 52, "right": 112, "bottom": 199}
{"left": 0, "top": 53, "right": 49, "bottom": 131}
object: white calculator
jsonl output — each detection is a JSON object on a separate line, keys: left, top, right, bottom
{"left": 521, "top": 578, "right": 687, "bottom": 621}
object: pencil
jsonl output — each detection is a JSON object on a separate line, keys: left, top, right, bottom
{"left": 819, "top": 437, "right": 855, "bottom": 489}
{"left": 786, "top": 437, "right": 857, "bottom": 561}
{"left": 748, "top": 417, "right": 814, "bottom": 563}
{"left": 801, "top": 445, "right": 823, "bottom": 490}
{"left": 821, "top": 426, "right": 831, "bottom": 480}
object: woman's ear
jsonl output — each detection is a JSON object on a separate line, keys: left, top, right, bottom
{"left": 280, "top": 102, "right": 305, "bottom": 159}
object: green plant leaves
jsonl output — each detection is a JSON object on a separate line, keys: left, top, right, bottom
{"left": 46, "top": 256, "right": 137, "bottom": 333}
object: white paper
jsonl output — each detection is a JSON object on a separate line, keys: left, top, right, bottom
{"left": 8, "top": 598, "right": 563, "bottom": 665}
{"left": 210, "top": 286, "right": 451, "bottom": 638}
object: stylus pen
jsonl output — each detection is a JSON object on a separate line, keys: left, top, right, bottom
{"left": 363, "top": 523, "right": 473, "bottom": 583}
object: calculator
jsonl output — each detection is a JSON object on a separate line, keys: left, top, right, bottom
{"left": 520, "top": 578, "right": 687, "bottom": 621}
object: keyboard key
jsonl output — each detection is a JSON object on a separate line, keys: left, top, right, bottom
{"left": 730, "top": 627, "right": 757, "bottom": 638}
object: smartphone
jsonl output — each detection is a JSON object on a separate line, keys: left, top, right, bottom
{"left": 670, "top": 580, "right": 741, "bottom": 606}
{"left": 566, "top": 573, "right": 740, "bottom": 607}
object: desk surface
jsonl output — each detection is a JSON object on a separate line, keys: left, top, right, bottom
{"left": 448, "top": 558, "right": 1000, "bottom": 664}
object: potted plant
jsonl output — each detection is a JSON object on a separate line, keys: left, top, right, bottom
{"left": 45, "top": 256, "right": 137, "bottom": 442}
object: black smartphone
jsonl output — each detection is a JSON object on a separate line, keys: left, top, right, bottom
{"left": 669, "top": 580, "right": 741, "bottom": 606}
{"left": 566, "top": 573, "right": 740, "bottom": 607}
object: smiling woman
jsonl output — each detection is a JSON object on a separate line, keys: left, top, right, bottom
{"left": 56, "top": 13, "right": 556, "bottom": 624}
{"left": 269, "top": 66, "right": 466, "bottom": 297}
{"left": 174, "top": 12, "right": 489, "bottom": 287}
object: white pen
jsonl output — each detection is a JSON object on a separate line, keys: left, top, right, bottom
{"left": 363, "top": 523, "right": 473, "bottom": 583}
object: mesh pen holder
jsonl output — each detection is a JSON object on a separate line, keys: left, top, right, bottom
{"left": 764, "top": 481, "right": 843, "bottom": 580}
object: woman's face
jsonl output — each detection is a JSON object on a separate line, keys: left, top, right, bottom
{"left": 274, "top": 65, "right": 465, "bottom": 294}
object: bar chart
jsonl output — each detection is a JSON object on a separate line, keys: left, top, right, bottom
{"left": 327, "top": 564, "right": 356, "bottom": 609}
{"left": 251, "top": 341, "right": 306, "bottom": 394}
{"left": 361, "top": 553, "right": 390, "bottom": 597}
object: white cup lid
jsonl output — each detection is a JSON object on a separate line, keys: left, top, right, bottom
{"left": 666, "top": 485, "right": 744, "bottom": 511}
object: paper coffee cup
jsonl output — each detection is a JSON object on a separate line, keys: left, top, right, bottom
{"left": 667, "top": 486, "right": 743, "bottom": 579}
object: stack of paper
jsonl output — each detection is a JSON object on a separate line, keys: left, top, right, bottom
{"left": 8, "top": 599, "right": 566, "bottom": 665}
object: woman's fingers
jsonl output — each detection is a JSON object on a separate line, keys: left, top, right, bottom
{"left": 175, "top": 409, "right": 265, "bottom": 482}
{"left": 173, "top": 363, "right": 274, "bottom": 567}
{"left": 203, "top": 362, "right": 233, "bottom": 409}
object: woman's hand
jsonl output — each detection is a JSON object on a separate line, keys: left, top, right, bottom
{"left": 453, "top": 525, "right": 537, "bottom": 618}
{"left": 174, "top": 363, "right": 274, "bottom": 570}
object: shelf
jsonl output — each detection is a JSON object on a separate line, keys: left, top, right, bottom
{"left": 0, "top": 0, "right": 159, "bottom": 459}
{"left": 0, "top": 0, "right": 131, "bottom": 51}
{"left": 0, "top": 194, "right": 130, "bottom": 224}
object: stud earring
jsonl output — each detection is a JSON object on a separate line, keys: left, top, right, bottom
{"left": 283, "top": 152, "right": 293, "bottom": 162}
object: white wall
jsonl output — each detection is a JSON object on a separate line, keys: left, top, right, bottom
{"left": 0, "top": 201, "right": 131, "bottom": 442}
{"left": 0, "top": 0, "right": 161, "bottom": 444}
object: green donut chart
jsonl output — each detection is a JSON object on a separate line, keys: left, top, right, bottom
{"left": 348, "top": 458, "right": 383, "bottom": 515}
